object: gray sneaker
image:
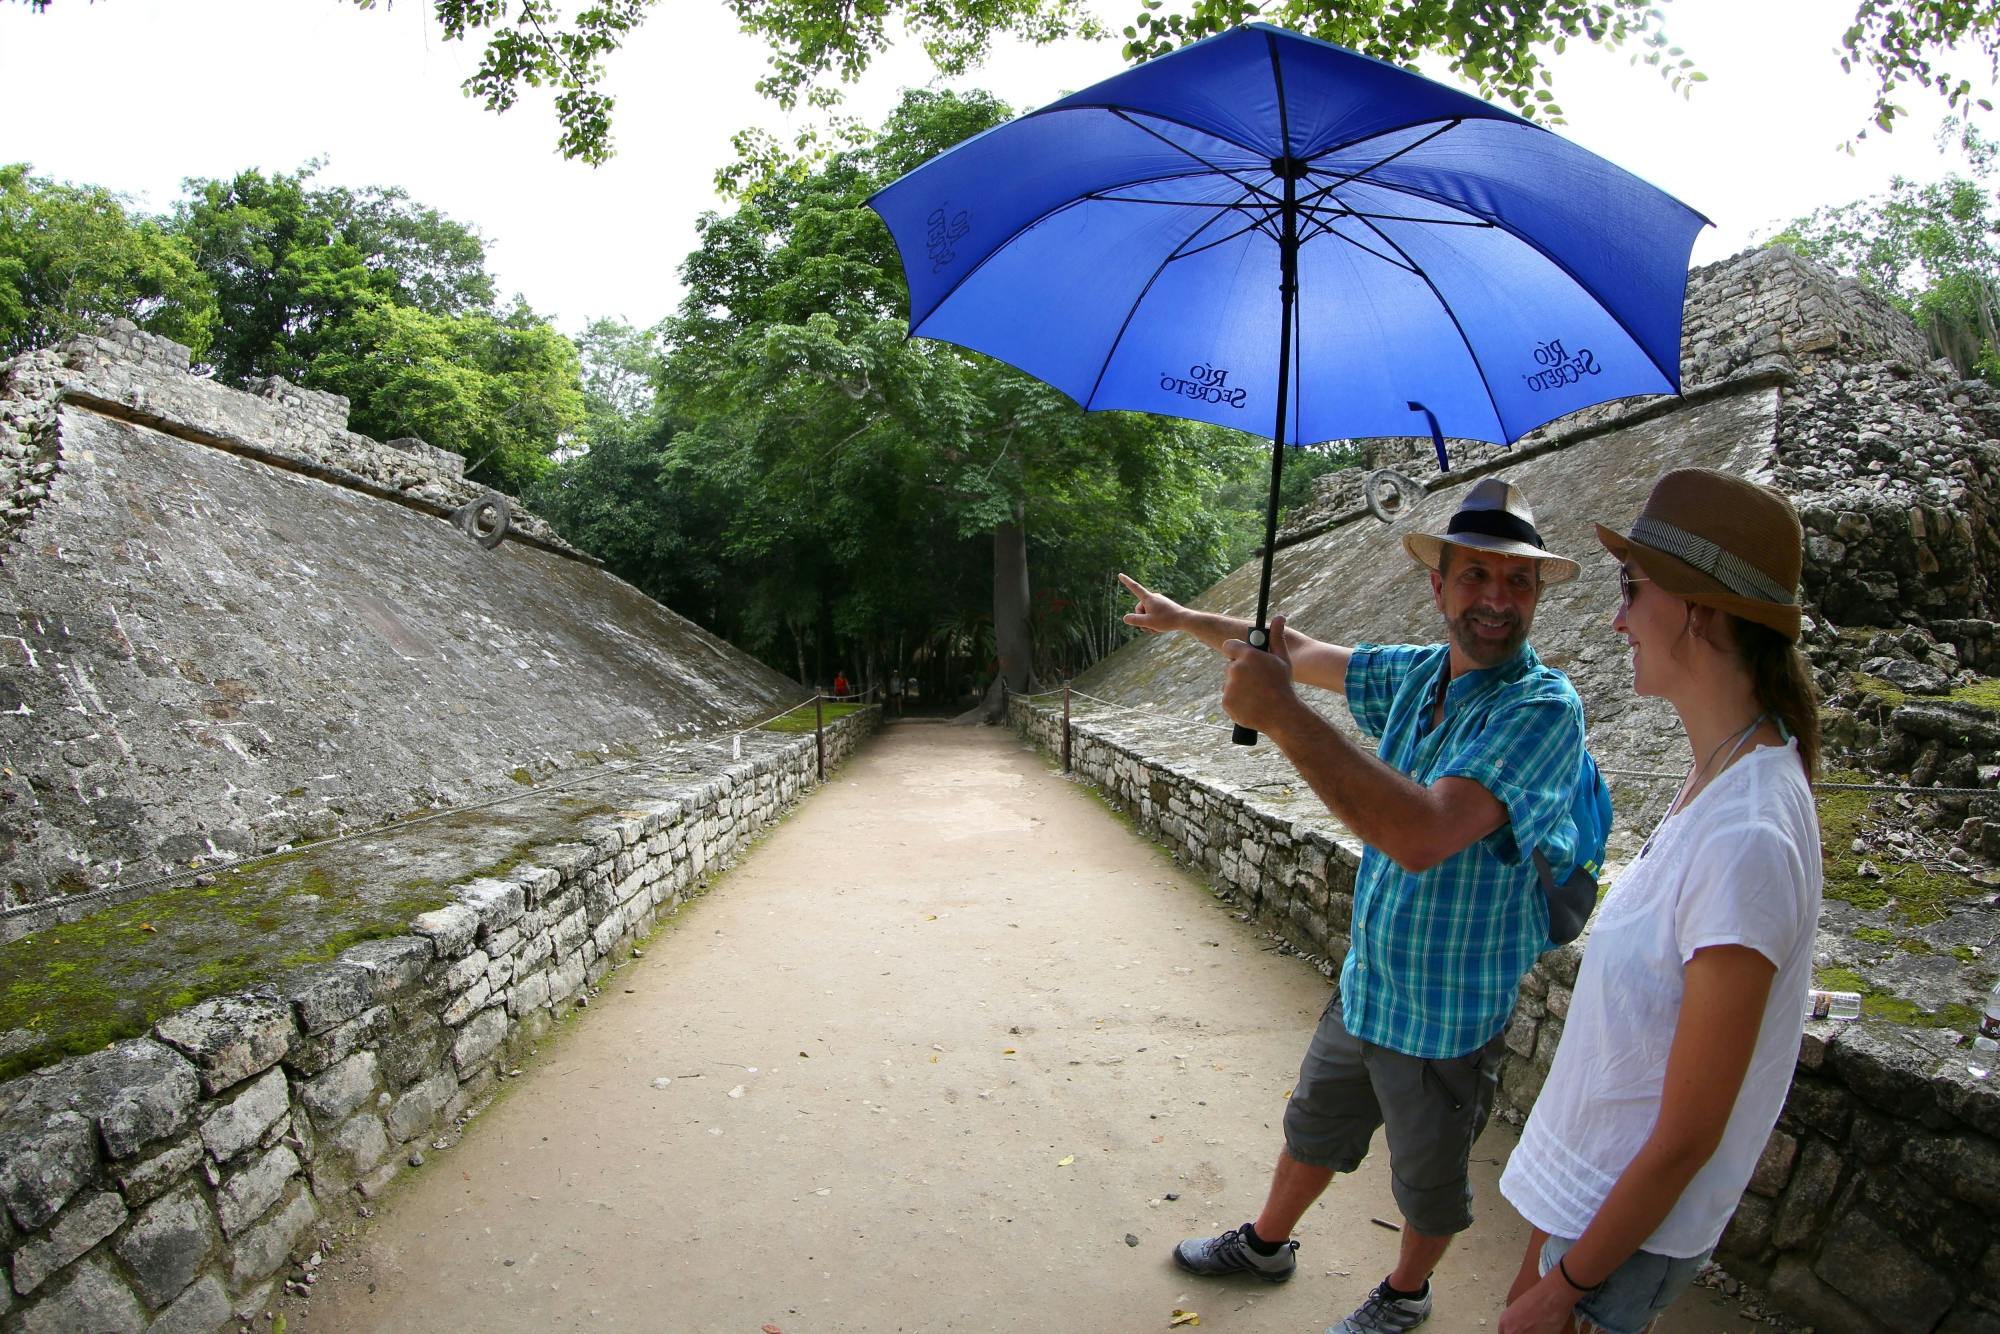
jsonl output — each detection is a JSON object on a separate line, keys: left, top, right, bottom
{"left": 1327, "top": 1279, "right": 1433, "bottom": 1334}
{"left": 1172, "top": 1224, "right": 1298, "bottom": 1282}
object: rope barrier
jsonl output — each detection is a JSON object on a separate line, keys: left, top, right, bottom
{"left": 1015, "top": 692, "right": 1999, "bottom": 800}
{"left": 4, "top": 691, "right": 840, "bottom": 923}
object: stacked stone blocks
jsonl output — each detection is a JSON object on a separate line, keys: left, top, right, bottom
{"left": 0, "top": 711, "right": 871, "bottom": 1332}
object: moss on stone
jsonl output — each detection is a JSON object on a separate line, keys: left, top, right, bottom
{"left": 1812, "top": 964, "right": 1978, "bottom": 1030}
{"left": 758, "top": 702, "right": 862, "bottom": 734}
{"left": 1954, "top": 945, "right": 1978, "bottom": 964}
{"left": 511, "top": 767, "right": 535, "bottom": 786}
{"left": 0, "top": 811, "right": 576, "bottom": 1081}
{"left": 1853, "top": 926, "right": 1897, "bottom": 945}
{"left": 1817, "top": 768, "right": 1986, "bottom": 923}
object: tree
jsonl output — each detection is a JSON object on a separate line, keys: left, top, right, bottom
{"left": 173, "top": 163, "right": 496, "bottom": 385}
{"left": 16, "top": 1, "right": 1991, "bottom": 164}
{"left": 309, "top": 301, "right": 586, "bottom": 494}
{"left": 655, "top": 88, "right": 1256, "bottom": 710}
{"left": 0, "top": 164, "right": 215, "bottom": 358}
{"left": 1771, "top": 121, "right": 2000, "bottom": 383}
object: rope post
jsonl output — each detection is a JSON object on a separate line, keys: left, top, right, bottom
{"left": 1062, "top": 678, "right": 1072, "bottom": 774}
{"left": 815, "top": 693, "right": 825, "bottom": 782}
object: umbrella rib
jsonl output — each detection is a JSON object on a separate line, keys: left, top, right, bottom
{"left": 1076, "top": 204, "right": 1244, "bottom": 413}
{"left": 1104, "top": 108, "right": 1281, "bottom": 206}
{"left": 1347, "top": 210, "right": 1513, "bottom": 441}
{"left": 1342, "top": 171, "right": 1686, "bottom": 392}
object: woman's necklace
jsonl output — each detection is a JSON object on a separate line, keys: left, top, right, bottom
{"left": 1638, "top": 711, "right": 1770, "bottom": 860}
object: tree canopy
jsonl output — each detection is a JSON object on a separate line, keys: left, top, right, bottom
{"left": 13, "top": 1, "right": 1994, "bottom": 163}
{"left": 0, "top": 165, "right": 215, "bottom": 359}
{"left": 533, "top": 88, "right": 1263, "bottom": 699}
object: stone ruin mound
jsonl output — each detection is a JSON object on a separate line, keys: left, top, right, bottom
{"left": 0, "top": 325, "right": 804, "bottom": 912}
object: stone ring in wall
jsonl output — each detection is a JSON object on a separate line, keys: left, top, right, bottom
{"left": 1363, "top": 468, "right": 1424, "bottom": 525}
{"left": 454, "top": 493, "right": 512, "bottom": 549}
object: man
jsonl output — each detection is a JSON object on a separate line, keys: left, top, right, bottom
{"left": 1118, "top": 476, "right": 1586, "bottom": 1334}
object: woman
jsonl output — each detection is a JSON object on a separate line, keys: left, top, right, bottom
{"left": 1497, "top": 468, "right": 1824, "bottom": 1334}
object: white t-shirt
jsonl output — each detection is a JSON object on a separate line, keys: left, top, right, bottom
{"left": 1499, "top": 739, "right": 1822, "bottom": 1258}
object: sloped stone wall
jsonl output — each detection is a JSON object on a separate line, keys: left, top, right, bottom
{"left": 0, "top": 710, "right": 872, "bottom": 1332}
{"left": 0, "top": 326, "right": 804, "bottom": 908}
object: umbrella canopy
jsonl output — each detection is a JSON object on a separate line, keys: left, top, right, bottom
{"left": 867, "top": 22, "right": 1707, "bottom": 741}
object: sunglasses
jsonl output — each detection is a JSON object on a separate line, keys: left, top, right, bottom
{"left": 1618, "top": 567, "right": 1651, "bottom": 605}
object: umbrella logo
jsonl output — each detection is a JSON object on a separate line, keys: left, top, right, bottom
{"left": 1522, "top": 338, "right": 1603, "bottom": 393}
{"left": 1159, "top": 362, "right": 1248, "bottom": 410}
{"left": 926, "top": 206, "right": 971, "bottom": 273}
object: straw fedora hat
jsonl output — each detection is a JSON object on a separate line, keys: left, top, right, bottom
{"left": 1595, "top": 468, "right": 1804, "bottom": 640}
{"left": 1403, "top": 476, "right": 1580, "bottom": 585}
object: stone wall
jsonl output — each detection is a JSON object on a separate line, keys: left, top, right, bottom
{"left": 0, "top": 709, "right": 873, "bottom": 1333}
{"left": 1010, "top": 695, "right": 2000, "bottom": 1334}
{"left": 1, "top": 325, "right": 805, "bottom": 907}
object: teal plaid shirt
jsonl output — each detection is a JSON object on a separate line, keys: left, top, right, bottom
{"left": 1338, "top": 641, "right": 1585, "bottom": 1059}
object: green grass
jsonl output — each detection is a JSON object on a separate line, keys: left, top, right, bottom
{"left": 1851, "top": 671, "right": 2000, "bottom": 714}
{"left": 758, "top": 701, "right": 863, "bottom": 734}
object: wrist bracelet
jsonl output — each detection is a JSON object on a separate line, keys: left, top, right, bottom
{"left": 1557, "top": 1256, "right": 1602, "bottom": 1294}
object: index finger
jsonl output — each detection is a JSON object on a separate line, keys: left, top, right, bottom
{"left": 1117, "top": 572, "right": 1148, "bottom": 600}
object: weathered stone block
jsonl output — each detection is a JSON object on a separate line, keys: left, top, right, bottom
{"left": 377, "top": 1012, "right": 446, "bottom": 1092}
{"left": 154, "top": 994, "right": 296, "bottom": 1096}
{"left": 550, "top": 954, "right": 587, "bottom": 1005}
{"left": 113, "top": 1131, "right": 202, "bottom": 1209}
{"left": 9, "top": 1190, "right": 125, "bottom": 1295}
{"left": 0, "top": 1109, "right": 95, "bottom": 1230}
{"left": 302, "top": 1052, "right": 379, "bottom": 1127}
{"left": 1747, "top": 1128, "right": 1798, "bottom": 1197}
{"left": 385, "top": 1068, "right": 456, "bottom": 1144}
{"left": 442, "top": 949, "right": 491, "bottom": 994}
{"left": 1773, "top": 1136, "right": 1845, "bottom": 1250}
{"left": 198, "top": 1066, "right": 290, "bottom": 1165}
{"left": 452, "top": 1006, "right": 507, "bottom": 1075}
{"left": 1815, "top": 1208, "right": 1955, "bottom": 1331}
{"left": 1784, "top": 1076, "right": 1854, "bottom": 1141}
{"left": 27, "top": 1039, "right": 200, "bottom": 1159}
{"left": 146, "top": 1274, "right": 231, "bottom": 1334}
{"left": 342, "top": 936, "right": 434, "bottom": 1001}
{"left": 442, "top": 978, "right": 492, "bottom": 1027}
{"left": 1718, "top": 1190, "right": 1775, "bottom": 1261}
{"left": 216, "top": 1143, "right": 299, "bottom": 1237}
{"left": 13, "top": 1256, "right": 146, "bottom": 1334}
{"left": 226, "top": 1186, "right": 315, "bottom": 1286}
{"left": 412, "top": 903, "right": 480, "bottom": 958}
{"left": 1768, "top": 1254, "right": 1887, "bottom": 1334}
{"left": 113, "top": 1183, "right": 218, "bottom": 1308}
{"left": 510, "top": 968, "right": 551, "bottom": 1017}
{"left": 286, "top": 1004, "right": 392, "bottom": 1078}
{"left": 324, "top": 1111, "right": 389, "bottom": 1182}
{"left": 1502, "top": 1010, "right": 1537, "bottom": 1060}
{"left": 281, "top": 964, "right": 373, "bottom": 1036}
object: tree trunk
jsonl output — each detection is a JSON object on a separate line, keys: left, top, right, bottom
{"left": 961, "top": 499, "right": 1036, "bottom": 724}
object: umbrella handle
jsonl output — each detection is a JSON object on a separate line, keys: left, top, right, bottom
{"left": 1231, "top": 626, "right": 1268, "bottom": 747}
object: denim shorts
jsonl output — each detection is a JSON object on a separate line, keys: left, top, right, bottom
{"left": 1538, "top": 1234, "right": 1712, "bottom": 1334}
{"left": 1282, "top": 990, "right": 1505, "bottom": 1236}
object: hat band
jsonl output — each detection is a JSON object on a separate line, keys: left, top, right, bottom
{"left": 1629, "top": 515, "right": 1795, "bottom": 605}
{"left": 1446, "top": 507, "right": 1544, "bottom": 550}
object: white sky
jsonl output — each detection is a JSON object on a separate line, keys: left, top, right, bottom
{"left": 2, "top": 0, "right": 1993, "bottom": 333}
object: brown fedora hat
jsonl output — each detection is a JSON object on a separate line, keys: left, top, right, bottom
{"left": 1404, "top": 476, "right": 1580, "bottom": 585}
{"left": 1595, "top": 468, "right": 1804, "bottom": 640}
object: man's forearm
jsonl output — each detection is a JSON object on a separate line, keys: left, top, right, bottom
{"left": 1265, "top": 703, "right": 1443, "bottom": 869}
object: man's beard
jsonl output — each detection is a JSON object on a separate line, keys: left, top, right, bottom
{"left": 1448, "top": 608, "right": 1527, "bottom": 667}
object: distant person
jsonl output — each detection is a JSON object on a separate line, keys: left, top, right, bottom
{"left": 1121, "top": 476, "right": 1589, "bottom": 1334}
{"left": 1498, "top": 469, "right": 1822, "bottom": 1334}
{"left": 832, "top": 670, "right": 850, "bottom": 699}
{"left": 889, "top": 668, "right": 905, "bottom": 716}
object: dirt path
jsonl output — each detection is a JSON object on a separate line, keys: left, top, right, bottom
{"left": 279, "top": 724, "right": 1753, "bottom": 1334}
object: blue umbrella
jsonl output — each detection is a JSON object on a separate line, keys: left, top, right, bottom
{"left": 867, "top": 22, "right": 1706, "bottom": 743}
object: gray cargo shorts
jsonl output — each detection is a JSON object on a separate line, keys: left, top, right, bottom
{"left": 1282, "top": 988, "right": 1507, "bottom": 1237}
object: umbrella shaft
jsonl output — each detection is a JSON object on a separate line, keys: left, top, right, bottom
{"left": 1252, "top": 175, "right": 1300, "bottom": 641}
